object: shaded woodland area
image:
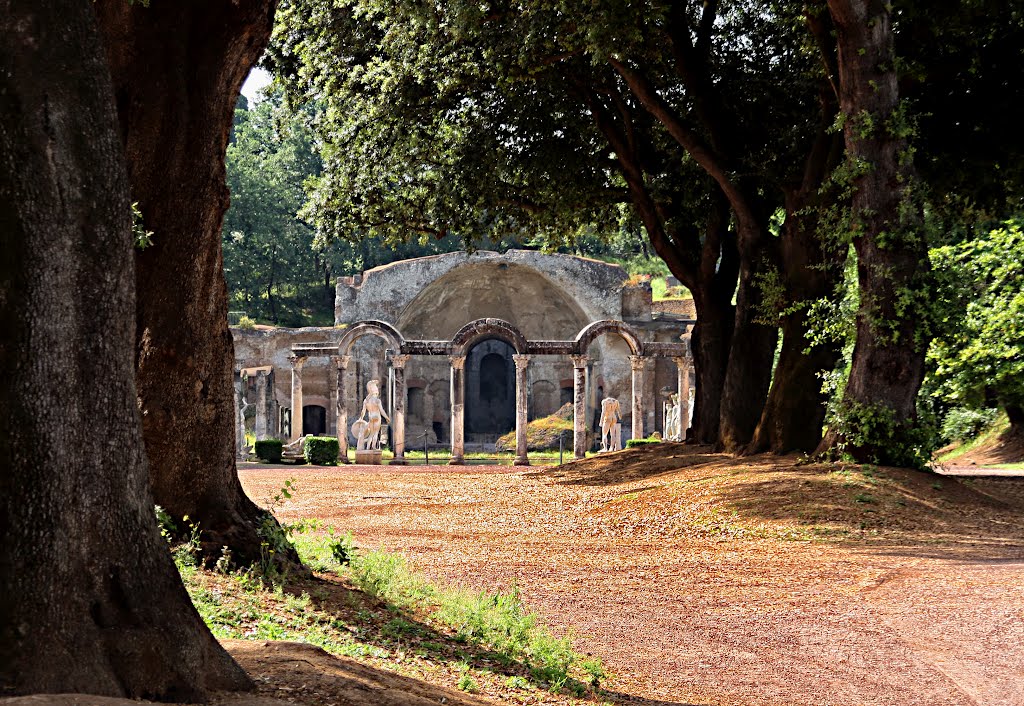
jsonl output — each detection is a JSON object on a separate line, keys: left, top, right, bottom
{"left": 0, "top": 0, "right": 1021, "bottom": 701}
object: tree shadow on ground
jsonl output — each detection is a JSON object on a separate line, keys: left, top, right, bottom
{"left": 714, "top": 462, "right": 1024, "bottom": 557}
{"left": 278, "top": 573, "right": 692, "bottom": 705}
{"left": 529, "top": 443, "right": 731, "bottom": 487}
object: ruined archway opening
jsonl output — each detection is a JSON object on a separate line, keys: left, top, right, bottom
{"left": 302, "top": 404, "right": 327, "bottom": 435}
{"left": 465, "top": 338, "right": 516, "bottom": 443}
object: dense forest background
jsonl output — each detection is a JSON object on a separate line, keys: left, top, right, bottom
{"left": 223, "top": 91, "right": 661, "bottom": 327}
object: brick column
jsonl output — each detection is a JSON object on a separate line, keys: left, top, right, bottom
{"left": 513, "top": 354, "right": 531, "bottom": 466}
{"left": 390, "top": 354, "right": 410, "bottom": 465}
{"left": 629, "top": 355, "right": 646, "bottom": 441}
{"left": 449, "top": 355, "right": 466, "bottom": 465}
{"left": 289, "top": 355, "right": 304, "bottom": 442}
{"left": 673, "top": 355, "right": 691, "bottom": 440}
{"left": 234, "top": 368, "right": 247, "bottom": 460}
{"left": 571, "top": 354, "right": 589, "bottom": 459}
{"left": 336, "top": 354, "right": 350, "bottom": 462}
{"left": 254, "top": 369, "right": 268, "bottom": 440}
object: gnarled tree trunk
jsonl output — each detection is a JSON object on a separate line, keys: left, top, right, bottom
{"left": 0, "top": 0, "right": 250, "bottom": 698}
{"left": 749, "top": 122, "right": 845, "bottom": 454}
{"left": 716, "top": 221, "right": 780, "bottom": 452}
{"left": 94, "top": 0, "right": 293, "bottom": 563}
{"left": 816, "top": 0, "right": 930, "bottom": 465}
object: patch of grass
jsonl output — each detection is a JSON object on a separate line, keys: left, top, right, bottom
{"left": 187, "top": 527, "right": 604, "bottom": 699}
{"left": 991, "top": 463, "right": 1024, "bottom": 471}
{"left": 936, "top": 413, "right": 1010, "bottom": 463}
{"left": 308, "top": 533, "right": 602, "bottom": 694}
{"left": 651, "top": 276, "right": 692, "bottom": 301}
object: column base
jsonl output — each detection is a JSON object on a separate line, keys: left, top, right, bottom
{"left": 389, "top": 457, "right": 408, "bottom": 466}
{"left": 513, "top": 456, "right": 530, "bottom": 466}
{"left": 448, "top": 456, "right": 465, "bottom": 466}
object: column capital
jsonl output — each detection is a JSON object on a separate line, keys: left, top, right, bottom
{"left": 287, "top": 354, "right": 306, "bottom": 370}
{"left": 569, "top": 354, "right": 589, "bottom": 369}
{"left": 335, "top": 353, "right": 351, "bottom": 369}
{"left": 512, "top": 353, "right": 531, "bottom": 371}
{"left": 672, "top": 355, "right": 690, "bottom": 367}
{"left": 389, "top": 353, "right": 412, "bottom": 369}
{"left": 449, "top": 354, "right": 467, "bottom": 370}
{"left": 629, "top": 355, "right": 648, "bottom": 371}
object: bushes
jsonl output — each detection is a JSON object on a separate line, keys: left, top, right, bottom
{"left": 941, "top": 407, "right": 998, "bottom": 443}
{"left": 303, "top": 436, "right": 339, "bottom": 465}
{"left": 626, "top": 437, "right": 662, "bottom": 448}
{"left": 254, "top": 438, "right": 283, "bottom": 463}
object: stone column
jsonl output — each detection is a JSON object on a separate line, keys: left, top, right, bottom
{"left": 629, "top": 355, "right": 646, "bottom": 441}
{"left": 336, "top": 354, "right": 350, "bottom": 463}
{"left": 673, "top": 355, "right": 691, "bottom": 440}
{"left": 289, "top": 355, "right": 304, "bottom": 442}
{"left": 390, "top": 354, "right": 410, "bottom": 465}
{"left": 571, "top": 354, "right": 589, "bottom": 459}
{"left": 512, "top": 354, "right": 531, "bottom": 466}
{"left": 254, "top": 369, "right": 269, "bottom": 440}
{"left": 449, "top": 354, "right": 466, "bottom": 465}
{"left": 234, "top": 368, "right": 247, "bottom": 460}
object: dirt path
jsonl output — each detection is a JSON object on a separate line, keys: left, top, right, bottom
{"left": 240, "top": 458, "right": 1024, "bottom": 706}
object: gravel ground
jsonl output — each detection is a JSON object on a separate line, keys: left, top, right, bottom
{"left": 239, "top": 457, "right": 1024, "bottom": 706}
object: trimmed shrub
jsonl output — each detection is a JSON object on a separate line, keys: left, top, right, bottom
{"left": 254, "top": 438, "right": 284, "bottom": 463}
{"left": 303, "top": 436, "right": 339, "bottom": 465}
{"left": 626, "top": 437, "right": 662, "bottom": 449}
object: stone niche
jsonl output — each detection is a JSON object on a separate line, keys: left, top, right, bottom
{"left": 235, "top": 249, "right": 694, "bottom": 450}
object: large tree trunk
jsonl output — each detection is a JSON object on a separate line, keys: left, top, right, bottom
{"left": 717, "top": 222, "right": 780, "bottom": 452}
{"left": 749, "top": 124, "right": 845, "bottom": 454}
{"left": 0, "top": 1, "right": 250, "bottom": 698}
{"left": 94, "top": 1, "right": 291, "bottom": 563}
{"left": 816, "top": 0, "right": 930, "bottom": 465}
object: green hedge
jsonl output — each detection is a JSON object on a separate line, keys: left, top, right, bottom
{"left": 625, "top": 438, "right": 662, "bottom": 448}
{"left": 254, "top": 438, "right": 284, "bottom": 463}
{"left": 303, "top": 436, "right": 339, "bottom": 465}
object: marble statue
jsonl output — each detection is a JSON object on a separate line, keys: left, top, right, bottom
{"left": 665, "top": 393, "right": 681, "bottom": 442}
{"left": 600, "top": 396, "right": 622, "bottom": 452}
{"left": 353, "top": 379, "right": 390, "bottom": 451}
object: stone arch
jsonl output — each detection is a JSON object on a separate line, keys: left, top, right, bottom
{"left": 337, "top": 320, "right": 404, "bottom": 357}
{"left": 394, "top": 258, "right": 593, "bottom": 340}
{"left": 573, "top": 320, "right": 644, "bottom": 357}
{"left": 450, "top": 318, "right": 529, "bottom": 357}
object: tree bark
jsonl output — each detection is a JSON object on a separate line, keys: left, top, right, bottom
{"left": 749, "top": 88, "right": 846, "bottom": 454}
{"left": 716, "top": 228, "right": 779, "bottom": 452}
{"left": 0, "top": 0, "right": 250, "bottom": 698}
{"left": 93, "top": 1, "right": 293, "bottom": 564}
{"left": 816, "top": 0, "right": 930, "bottom": 464}
{"left": 1005, "top": 404, "right": 1024, "bottom": 433}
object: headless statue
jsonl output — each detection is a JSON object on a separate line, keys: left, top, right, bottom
{"left": 600, "top": 396, "right": 622, "bottom": 452}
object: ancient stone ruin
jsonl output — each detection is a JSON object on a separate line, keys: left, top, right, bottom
{"left": 232, "top": 250, "right": 694, "bottom": 464}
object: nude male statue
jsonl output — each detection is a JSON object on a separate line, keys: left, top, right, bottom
{"left": 599, "top": 396, "right": 622, "bottom": 452}
{"left": 353, "top": 379, "right": 390, "bottom": 451}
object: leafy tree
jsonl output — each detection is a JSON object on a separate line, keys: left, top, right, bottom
{"left": 929, "top": 218, "right": 1024, "bottom": 433}
{"left": 0, "top": 0, "right": 248, "bottom": 696}
{"left": 267, "top": 0, "right": 850, "bottom": 452}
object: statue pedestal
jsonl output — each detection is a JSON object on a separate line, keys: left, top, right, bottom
{"left": 354, "top": 450, "right": 383, "bottom": 465}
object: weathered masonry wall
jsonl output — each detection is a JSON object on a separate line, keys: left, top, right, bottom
{"left": 234, "top": 250, "right": 694, "bottom": 453}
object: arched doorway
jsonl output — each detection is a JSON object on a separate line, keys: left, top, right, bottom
{"left": 465, "top": 338, "right": 516, "bottom": 442}
{"left": 302, "top": 404, "right": 327, "bottom": 435}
